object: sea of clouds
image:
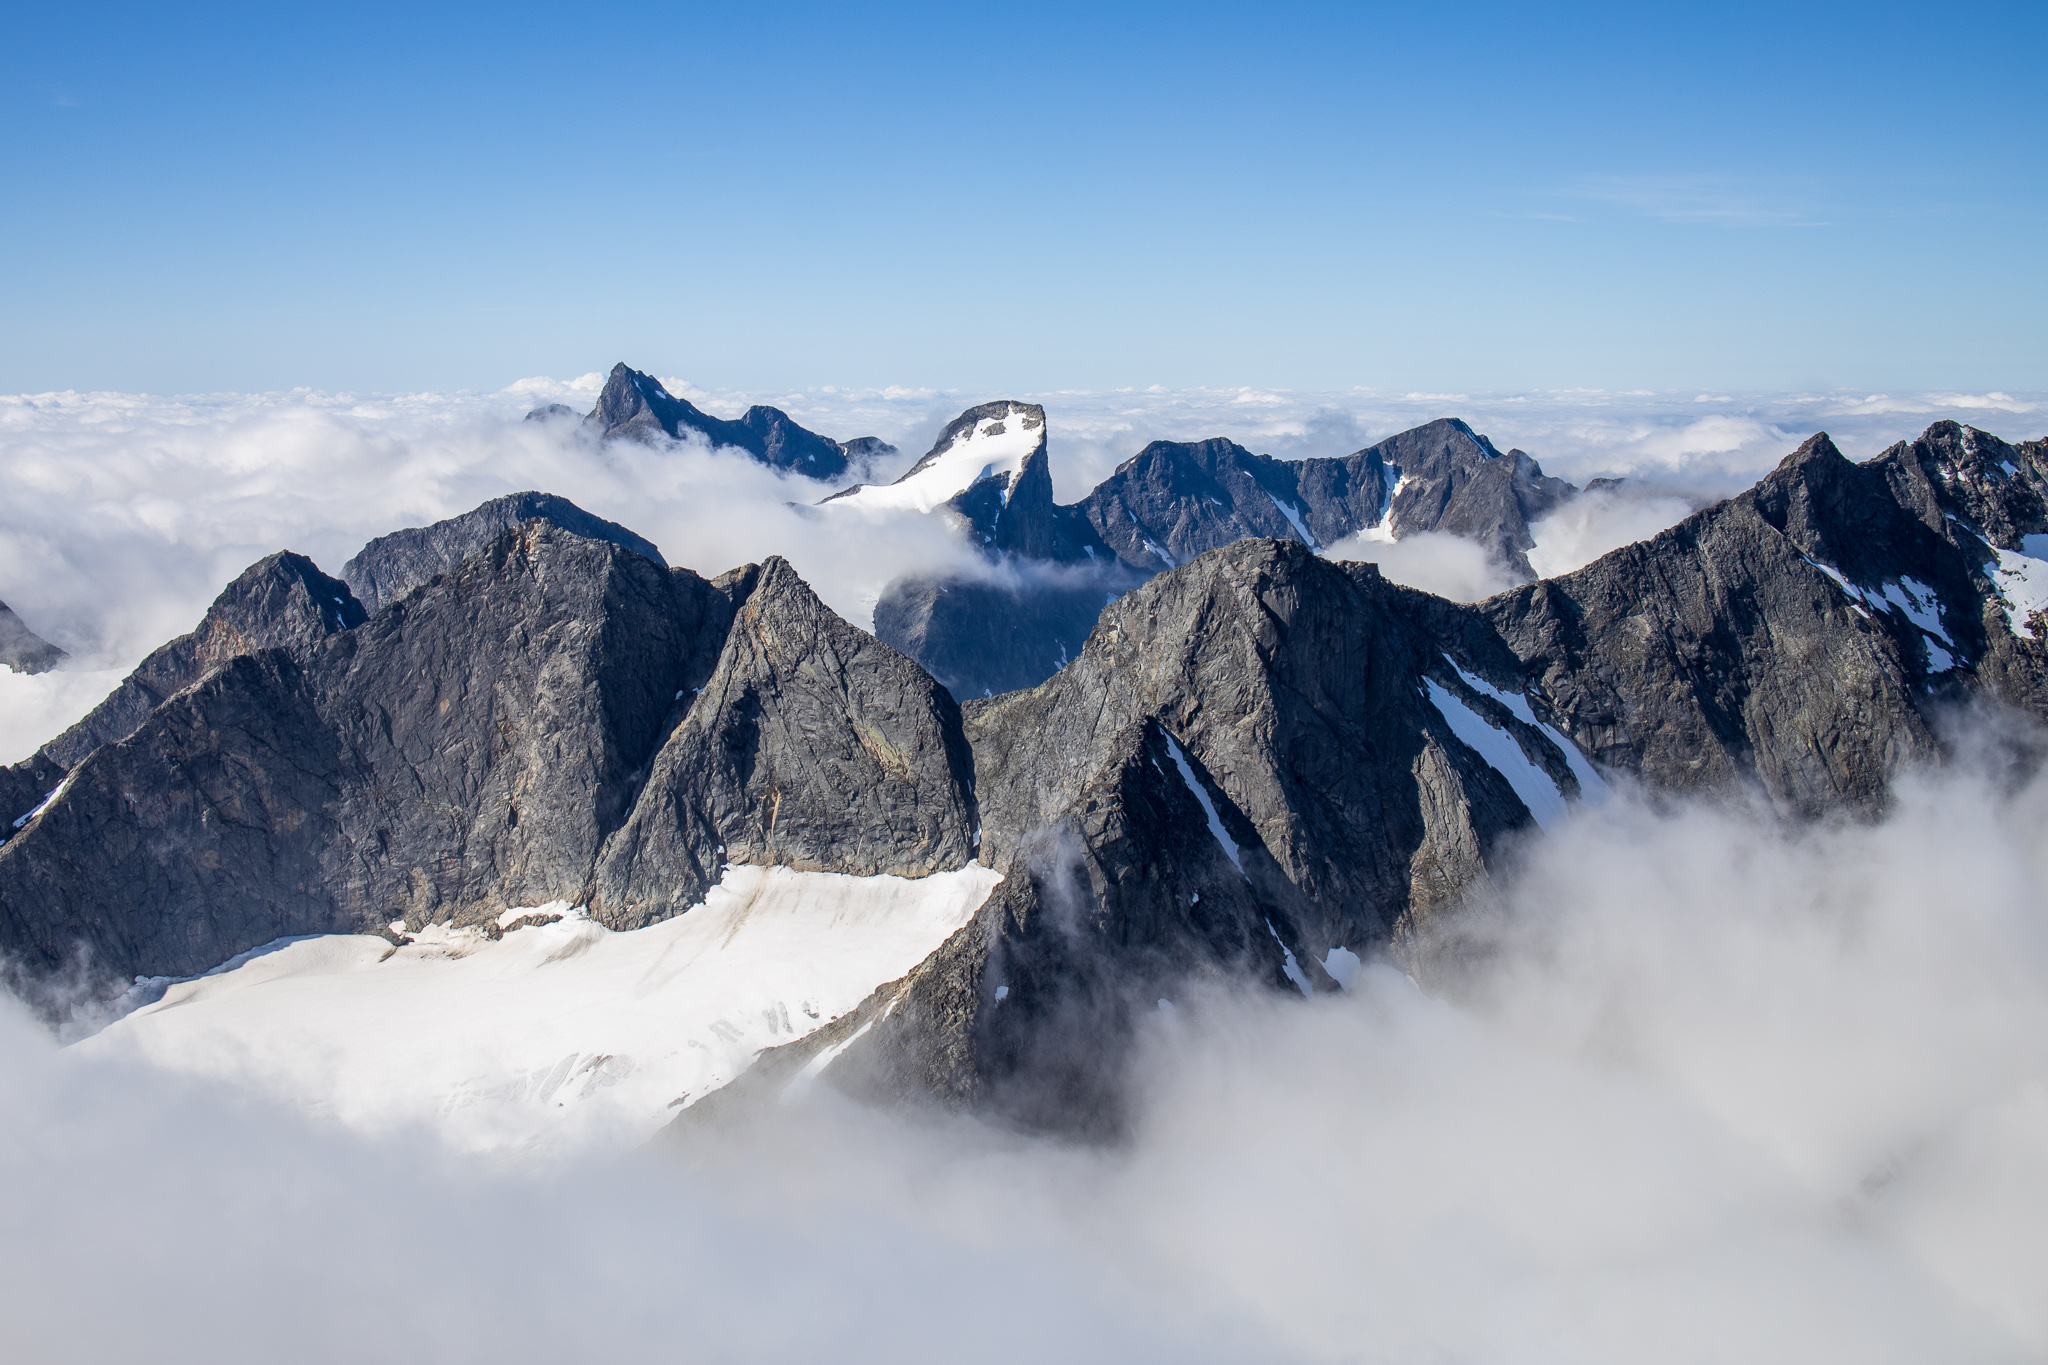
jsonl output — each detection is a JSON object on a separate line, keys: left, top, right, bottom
{"left": 2, "top": 740, "right": 2043, "bottom": 1362}
{"left": 2, "top": 374, "right": 2036, "bottom": 763}
{"left": 2, "top": 376, "right": 2046, "bottom": 1359}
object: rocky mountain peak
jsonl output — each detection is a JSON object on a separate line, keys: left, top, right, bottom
{"left": 341, "top": 491, "right": 664, "bottom": 616}
{"left": 35, "top": 551, "right": 364, "bottom": 773}
{"left": 586, "top": 363, "right": 852, "bottom": 481}
{"left": 0, "top": 601, "right": 66, "bottom": 675}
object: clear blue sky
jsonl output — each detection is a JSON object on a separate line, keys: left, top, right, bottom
{"left": 2, "top": 1, "right": 2041, "bottom": 395}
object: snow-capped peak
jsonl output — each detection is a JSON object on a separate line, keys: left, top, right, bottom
{"left": 830, "top": 402, "right": 1043, "bottom": 515}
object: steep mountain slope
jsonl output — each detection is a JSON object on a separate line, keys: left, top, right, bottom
{"left": 28, "top": 552, "right": 363, "bottom": 777}
{"left": 7, "top": 419, "right": 2047, "bottom": 1144}
{"left": 0, "top": 601, "right": 65, "bottom": 675}
{"left": 1074, "top": 418, "right": 1575, "bottom": 578}
{"left": 869, "top": 412, "right": 1580, "bottom": 702}
{"left": 342, "top": 491, "right": 664, "bottom": 615}
{"left": 586, "top": 556, "right": 979, "bottom": 929}
{"left": 585, "top": 363, "right": 878, "bottom": 481}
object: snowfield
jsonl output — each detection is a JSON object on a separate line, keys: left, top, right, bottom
{"left": 829, "top": 404, "right": 1041, "bottom": 514}
{"left": 76, "top": 863, "right": 1001, "bottom": 1153}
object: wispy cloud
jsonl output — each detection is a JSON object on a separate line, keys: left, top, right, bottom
{"left": 1562, "top": 174, "right": 1831, "bottom": 227}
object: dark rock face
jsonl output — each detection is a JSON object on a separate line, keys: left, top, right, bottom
{"left": 1461, "top": 428, "right": 2048, "bottom": 815}
{"left": 0, "top": 652, "right": 348, "bottom": 981}
{"left": 11, "top": 418, "right": 2048, "bottom": 1137}
{"left": 0, "top": 601, "right": 66, "bottom": 675}
{"left": 319, "top": 524, "right": 713, "bottom": 930}
{"left": 1074, "top": 418, "right": 1574, "bottom": 578}
{"left": 341, "top": 491, "right": 665, "bottom": 616}
{"left": 701, "top": 539, "right": 1581, "bottom": 1134}
{"left": 588, "top": 557, "right": 979, "bottom": 928}
{"left": 37, "top": 552, "right": 364, "bottom": 772}
{"left": 0, "top": 524, "right": 706, "bottom": 981}
{"left": 1368, "top": 418, "right": 1576, "bottom": 574}
{"left": 875, "top": 414, "right": 1581, "bottom": 702}
{"left": 0, "top": 521, "right": 982, "bottom": 988}
{"left": 586, "top": 363, "right": 856, "bottom": 481}
{"left": 872, "top": 570, "right": 1138, "bottom": 700}
{"left": 523, "top": 403, "right": 577, "bottom": 422}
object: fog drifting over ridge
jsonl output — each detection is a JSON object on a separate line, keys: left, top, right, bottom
{"left": 3, "top": 376, "right": 2047, "bottom": 1359}
{"left": 0, "top": 376, "right": 2039, "bottom": 764}
{"left": 4, "top": 737, "right": 2045, "bottom": 1362}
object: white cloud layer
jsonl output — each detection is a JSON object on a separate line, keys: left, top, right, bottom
{"left": 1, "top": 378, "right": 2038, "bottom": 761}
{"left": 2, "top": 742, "right": 2044, "bottom": 1361}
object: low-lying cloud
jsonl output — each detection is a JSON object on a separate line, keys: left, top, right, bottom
{"left": 1323, "top": 529, "right": 1524, "bottom": 602}
{"left": 2, "top": 379, "right": 2038, "bottom": 763}
{"left": 5, "top": 730, "right": 2045, "bottom": 1361}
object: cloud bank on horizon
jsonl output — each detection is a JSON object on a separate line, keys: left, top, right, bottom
{"left": 3, "top": 736, "right": 2044, "bottom": 1363}
{"left": 0, "top": 375, "right": 2039, "bottom": 763}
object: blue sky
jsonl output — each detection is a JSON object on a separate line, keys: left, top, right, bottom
{"left": 2, "top": 1, "right": 2041, "bottom": 395}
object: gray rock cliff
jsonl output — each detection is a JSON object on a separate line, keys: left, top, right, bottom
{"left": 0, "top": 601, "right": 66, "bottom": 676}
{"left": 587, "top": 363, "right": 873, "bottom": 482}
{"left": 341, "top": 491, "right": 665, "bottom": 616}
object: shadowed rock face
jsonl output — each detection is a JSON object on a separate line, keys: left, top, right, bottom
{"left": 0, "top": 523, "right": 710, "bottom": 982}
{"left": 588, "top": 557, "right": 979, "bottom": 929}
{"left": 1458, "top": 427, "right": 2048, "bottom": 815}
{"left": 10, "top": 419, "right": 2048, "bottom": 1136}
{"left": 0, "top": 524, "right": 980, "bottom": 986}
{"left": 341, "top": 491, "right": 665, "bottom": 616}
{"left": 874, "top": 415, "right": 1579, "bottom": 702}
{"left": 586, "top": 363, "right": 864, "bottom": 481}
{"left": 872, "top": 570, "right": 1140, "bottom": 701}
{"left": 0, "top": 602, "right": 65, "bottom": 676}
{"left": 1073, "top": 418, "right": 1576, "bottom": 579}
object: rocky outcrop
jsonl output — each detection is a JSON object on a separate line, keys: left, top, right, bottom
{"left": 34, "top": 552, "right": 363, "bottom": 773}
{"left": 10, "top": 419, "right": 2048, "bottom": 1136}
{"left": 0, "top": 522, "right": 984, "bottom": 987}
{"left": 0, "top": 601, "right": 65, "bottom": 675}
{"left": 0, "top": 524, "right": 707, "bottom": 981}
{"left": 875, "top": 414, "right": 1580, "bottom": 701}
{"left": 692, "top": 538, "right": 1588, "bottom": 1134}
{"left": 586, "top": 557, "right": 978, "bottom": 929}
{"left": 586, "top": 363, "right": 865, "bottom": 481}
{"left": 1367, "top": 418, "right": 1575, "bottom": 573}
{"left": 341, "top": 491, "right": 664, "bottom": 616}
{"left": 1073, "top": 418, "right": 1575, "bottom": 578}
{"left": 1457, "top": 428, "right": 2048, "bottom": 815}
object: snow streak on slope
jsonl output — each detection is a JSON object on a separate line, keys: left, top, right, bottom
{"left": 830, "top": 405, "right": 1042, "bottom": 514}
{"left": 1447, "top": 658, "right": 1610, "bottom": 803}
{"left": 78, "top": 863, "right": 1001, "bottom": 1153}
{"left": 1993, "top": 534, "right": 2048, "bottom": 633}
{"left": 1424, "top": 678, "right": 1569, "bottom": 830}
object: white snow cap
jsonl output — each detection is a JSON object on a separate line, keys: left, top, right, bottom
{"left": 828, "top": 402, "right": 1043, "bottom": 515}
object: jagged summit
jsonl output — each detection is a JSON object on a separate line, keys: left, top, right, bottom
{"left": 342, "top": 490, "right": 664, "bottom": 616}
{"left": 866, "top": 408, "right": 1582, "bottom": 700}
{"left": 6, "top": 417, "right": 2048, "bottom": 1142}
{"left": 0, "top": 601, "right": 65, "bottom": 675}
{"left": 823, "top": 400, "right": 1060, "bottom": 549}
{"left": 585, "top": 363, "right": 887, "bottom": 481}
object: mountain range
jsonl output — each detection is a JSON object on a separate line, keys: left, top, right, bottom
{"left": 4, "top": 377, "right": 2045, "bottom": 1140}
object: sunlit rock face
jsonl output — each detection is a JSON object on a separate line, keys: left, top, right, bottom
{"left": 4, "top": 419, "right": 2048, "bottom": 1140}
